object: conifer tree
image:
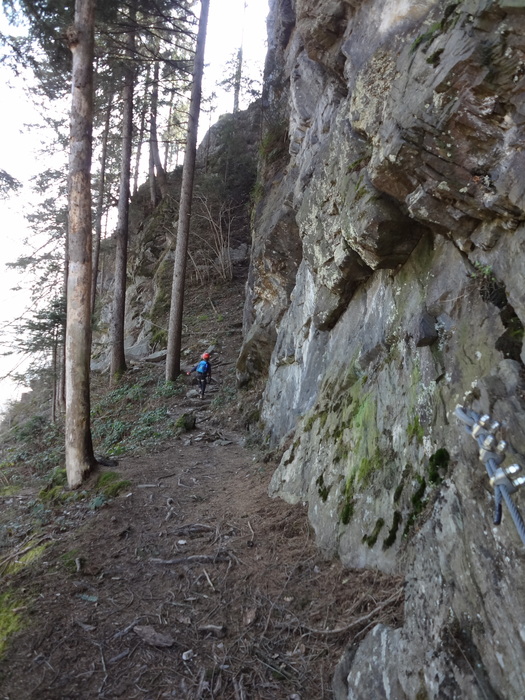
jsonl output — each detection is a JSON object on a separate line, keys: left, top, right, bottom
{"left": 65, "top": 0, "right": 97, "bottom": 488}
{"left": 110, "top": 3, "right": 136, "bottom": 383}
{"left": 166, "top": 0, "right": 210, "bottom": 381}
{"left": 0, "top": 169, "right": 21, "bottom": 197}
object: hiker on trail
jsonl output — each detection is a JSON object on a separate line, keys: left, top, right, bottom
{"left": 187, "top": 352, "right": 212, "bottom": 398}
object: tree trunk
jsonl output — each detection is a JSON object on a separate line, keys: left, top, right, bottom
{"left": 233, "top": 2, "right": 247, "bottom": 113}
{"left": 92, "top": 93, "right": 112, "bottom": 316}
{"left": 58, "top": 236, "right": 68, "bottom": 413}
{"left": 133, "top": 63, "right": 150, "bottom": 196}
{"left": 233, "top": 46, "right": 242, "bottom": 113}
{"left": 163, "top": 89, "right": 175, "bottom": 172}
{"left": 149, "top": 135, "right": 157, "bottom": 207}
{"left": 65, "top": 0, "right": 97, "bottom": 488}
{"left": 150, "top": 60, "right": 169, "bottom": 199}
{"left": 110, "top": 11, "right": 136, "bottom": 383}
{"left": 51, "top": 329, "right": 57, "bottom": 423}
{"left": 165, "top": 0, "right": 210, "bottom": 381}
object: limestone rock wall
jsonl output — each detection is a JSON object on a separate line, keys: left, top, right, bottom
{"left": 239, "top": 0, "right": 525, "bottom": 697}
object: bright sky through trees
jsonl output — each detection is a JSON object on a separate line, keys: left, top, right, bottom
{"left": 0, "top": 0, "right": 268, "bottom": 411}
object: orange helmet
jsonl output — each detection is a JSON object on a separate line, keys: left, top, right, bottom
{"left": 202, "top": 353, "right": 210, "bottom": 360}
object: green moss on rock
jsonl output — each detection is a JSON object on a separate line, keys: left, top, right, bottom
{"left": 362, "top": 518, "right": 385, "bottom": 548}
{"left": 316, "top": 474, "right": 331, "bottom": 502}
{"left": 383, "top": 510, "right": 403, "bottom": 550}
{"left": 340, "top": 499, "right": 355, "bottom": 525}
{"left": 403, "top": 475, "right": 428, "bottom": 538}
{"left": 407, "top": 414, "right": 425, "bottom": 445}
{"left": 428, "top": 448, "right": 450, "bottom": 484}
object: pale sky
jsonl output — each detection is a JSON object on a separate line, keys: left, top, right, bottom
{"left": 0, "top": 0, "right": 269, "bottom": 411}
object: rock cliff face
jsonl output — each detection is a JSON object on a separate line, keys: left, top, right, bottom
{"left": 239, "top": 0, "right": 525, "bottom": 697}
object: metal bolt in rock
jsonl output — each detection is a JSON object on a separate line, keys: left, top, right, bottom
{"left": 479, "top": 414, "right": 491, "bottom": 428}
{"left": 455, "top": 405, "right": 525, "bottom": 547}
{"left": 496, "top": 440, "right": 508, "bottom": 454}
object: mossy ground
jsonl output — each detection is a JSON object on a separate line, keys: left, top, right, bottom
{"left": 0, "top": 595, "right": 24, "bottom": 657}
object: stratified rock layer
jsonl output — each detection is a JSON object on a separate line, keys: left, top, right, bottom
{"left": 239, "top": 0, "right": 525, "bottom": 697}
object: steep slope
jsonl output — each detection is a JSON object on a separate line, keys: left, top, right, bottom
{"left": 239, "top": 1, "right": 525, "bottom": 698}
{"left": 92, "top": 101, "right": 261, "bottom": 369}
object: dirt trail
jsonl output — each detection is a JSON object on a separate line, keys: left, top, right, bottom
{"left": 0, "top": 391, "right": 403, "bottom": 699}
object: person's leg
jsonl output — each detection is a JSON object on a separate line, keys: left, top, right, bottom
{"left": 197, "top": 373, "right": 206, "bottom": 397}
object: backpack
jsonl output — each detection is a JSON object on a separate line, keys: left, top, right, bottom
{"left": 196, "top": 360, "right": 210, "bottom": 374}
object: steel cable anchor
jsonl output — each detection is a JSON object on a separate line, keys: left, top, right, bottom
{"left": 455, "top": 405, "right": 525, "bottom": 544}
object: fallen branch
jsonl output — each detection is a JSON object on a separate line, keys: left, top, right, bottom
{"left": 170, "top": 524, "right": 215, "bottom": 536}
{"left": 111, "top": 618, "right": 141, "bottom": 641}
{"left": 150, "top": 551, "right": 233, "bottom": 566}
{"left": 282, "top": 588, "right": 403, "bottom": 637}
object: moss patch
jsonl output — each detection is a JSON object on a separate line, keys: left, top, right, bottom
{"left": 340, "top": 499, "right": 354, "bottom": 525}
{"left": 316, "top": 474, "right": 331, "bottom": 503}
{"left": 393, "top": 481, "right": 405, "bottom": 503}
{"left": 428, "top": 448, "right": 450, "bottom": 484}
{"left": 60, "top": 549, "right": 83, "bottom": 574}
{"left": 426, "top": 48, "right": 444, "bottom": 65}
{"left": 362, "top": 518, "right": 385, "bottom": 548}
{"left": 38, "top": 484, "right": 68, "bottom": 504}
{"left": 6, "top": 541, "right": 50, "bottom": 575}
{"left": 95, "top": 471, "right": 132, "bottom": 499}
{"left": 382, "top": 510, "right": 402, "bottom": 550}
{"left": 0, "top": 594, "right": 25, "bottom": 658}
{"left": 356, "top": 450, "right": 383, "bottom": 486}
{"left": 410, "top": 21, "right": 442, "bottom": 54}
{"left": 407, "top": 414, "right": 424, "bottom": 445}
{"left": 0, "top": 485, "right": 20, "bottom": 497}
{"left": 174, "top": 413, "right": 196, "bottom": 433}
{"left": 403, "top": 476, "right": 427, "bottom": 538}
{"left": 393, "top": 464, "right": 413, "bottom": 503}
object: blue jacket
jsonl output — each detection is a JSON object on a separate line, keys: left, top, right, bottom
{"left": 190, "top": 360, "right": 211, "bottom": 376}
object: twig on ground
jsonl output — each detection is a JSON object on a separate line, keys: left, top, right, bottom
{"left": 0, "top": 534, "right": 53, "bottom": 574}
{"left": 150, "top": 551, "right": 234, "bottom": 566}
{"left": 108, "top": 649, "right": 130, "bottom": 665}
{"left": 198, "top": 624, "right": 226, "bottom": 638}
{"left": 170, "top": 524, "right": 215, "bottom": 536}
{"left": 111, "top": 618, "right": 141, "bottom": 641}
{"left": 93, "top": 641, "right": 108, "bottom": 694}
{"left": 202, "top": 568, "right": 215, "bottom": 591}
{"left": 233, "top": 674, "right": 247, "bottom": 700}
{"left": 157, "top": 471, "right": 181, "bottom": 480}
{"left": 196, "top": 666, "right": 209, "bottom": 698}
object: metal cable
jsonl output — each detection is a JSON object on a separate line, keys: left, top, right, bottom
{"left": 455, "top": 405, "right": 525, "bottom": 547}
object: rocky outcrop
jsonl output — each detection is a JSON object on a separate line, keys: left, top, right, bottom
{"left": 239, "top": 0, "right": 525, "bottom": 697}
{"left": 92, "top": 103, "right": 261, "bottom": 369}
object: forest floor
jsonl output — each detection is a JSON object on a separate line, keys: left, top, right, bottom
{"left": 0, "top": 277, "right": 403, "bottom": 700}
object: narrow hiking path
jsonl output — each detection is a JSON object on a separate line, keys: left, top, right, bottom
{"left": 0, "top": 406, "right": 403, "bottom": 699}
{"left": 0, "top": 282, "right": 403, "bottom": 698}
